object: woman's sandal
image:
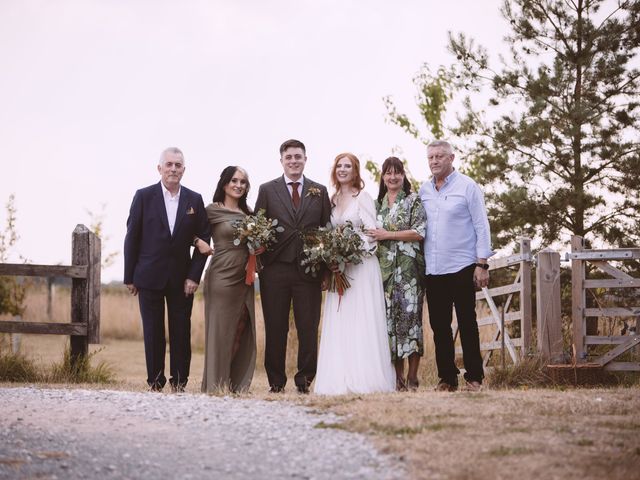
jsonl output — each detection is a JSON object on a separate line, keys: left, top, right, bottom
{"left": 396, "top": 377, "right": 408, "bottom": 392}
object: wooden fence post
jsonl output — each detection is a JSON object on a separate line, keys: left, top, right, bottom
{"left": 520, "top": 238, "right": 532, "bottom": 356}
{"left": 536, "top": 248, "right": 563, "bottom": 363}
{"left": 571, "top": 235, "right": 586, "bottom": 362}
{"left": 70, "top": 225, "right": 101, "bottom": 366}
{"left": 46, "top": 277, "right": 53, "bottom": 321}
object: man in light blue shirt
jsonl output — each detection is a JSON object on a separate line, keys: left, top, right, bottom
{"left": 419, "top": 140, "right": 494, "bottom": 392}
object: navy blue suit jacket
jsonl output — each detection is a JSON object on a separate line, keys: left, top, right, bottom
{"left": 124, "top": 182, "right": 210, "bottom": 290}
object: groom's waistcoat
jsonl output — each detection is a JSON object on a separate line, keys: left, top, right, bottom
{"left": 254, "top": 176, "right": 331, "bottom": 270}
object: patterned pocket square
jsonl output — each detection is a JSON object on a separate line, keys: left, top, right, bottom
{"left": 186, "top": 207, "right": 195, "bottom": 215}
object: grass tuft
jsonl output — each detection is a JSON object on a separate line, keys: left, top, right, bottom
{"left": 574, "top": 439, "right": 594, "bottom": 447}
{"left": 486, "top": 354, "right": 554, "bottom": 389}
{"left": 46, "top": 347, "right": 115, "bottom": 383}
{"left": 0, "top": 350, "right": 41, "bottom": 382}
{"left": 0, "top": 345, "right": 115, "bottom": 384}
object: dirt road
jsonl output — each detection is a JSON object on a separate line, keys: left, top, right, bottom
{"left": 0, "top": 387, "right": 401, "bottom": 480}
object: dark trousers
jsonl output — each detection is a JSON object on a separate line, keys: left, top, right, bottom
{"left": 425, "top": 264, "right": 484, "bottom": 385}
{"left": 138, "top": 286, "right": 194, "bottom": 389}
{"left": 259, "top": 261, "right": 322, "bottom": 389}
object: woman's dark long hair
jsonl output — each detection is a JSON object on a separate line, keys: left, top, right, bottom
{"left": 212, "top": 166, "right": 252, "bottom": 215}
{"left": 377, "top": 156, "right": 412, "bottom": 204}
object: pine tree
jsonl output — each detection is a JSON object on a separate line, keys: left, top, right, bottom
{"left": 448, "top": 0, "right": 640, "bottom": 249}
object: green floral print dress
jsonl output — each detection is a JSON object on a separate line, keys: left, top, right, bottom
{"left": 376, "top": 191, "right": 427, "bottom": 361}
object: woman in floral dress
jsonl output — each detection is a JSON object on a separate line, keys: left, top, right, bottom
{"left": 366, "top": 157, "right": 426, "bottom": 391}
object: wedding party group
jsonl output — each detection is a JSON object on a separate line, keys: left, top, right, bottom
{"left": 123, "top": 138, "right": 493, "bottom": 396}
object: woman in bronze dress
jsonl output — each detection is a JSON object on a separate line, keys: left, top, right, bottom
{"left": 195, "top": 166, "right": 256, "bottom": 393}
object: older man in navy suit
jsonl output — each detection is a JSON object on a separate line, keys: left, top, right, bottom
{"left": 124, "top": 147, "right": 210, "bottom": 392}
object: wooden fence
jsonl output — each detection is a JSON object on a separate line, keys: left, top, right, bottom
{"left": 455, "top": 238, "right": 534, "bottom": 366}
{"left": 452, "top": 235, "right": 640, "bottom": 374}
{"left": 569, "top": 235, "right": 640, "bottom": 371}
{"left": 0, "top": 224, "right": 101, "bottom": 364}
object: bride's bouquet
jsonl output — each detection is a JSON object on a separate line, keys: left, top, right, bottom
{"left": 232, "top": 209, "right": 284, "bottom": 285}
{"left": 301, "top": 221, "right": 372, "bottom": 303}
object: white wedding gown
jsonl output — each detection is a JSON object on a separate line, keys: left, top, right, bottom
{"left": 314, "top": 191, "right": 396, "bottom": 395}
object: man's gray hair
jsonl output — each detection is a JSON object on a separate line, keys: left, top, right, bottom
{"left": 427, "top": 140, "right": 453, "bottom": 154}
{"left": 159, "top": 147, "right": 185, "bottom": 165}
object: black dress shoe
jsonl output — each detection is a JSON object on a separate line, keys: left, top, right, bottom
{"left": 170, "top": 384, "right": 186, "bottom": 393}
{"left": 435, "top": 380, "right": 458, "bottom": 392}
{"left": 296, "top": 385, "right": 310, "bottom": 394}
{"left": 149, "top": 383, "right": 164, "bottom": 392}
{"left": 269, "top": 385, "right": 285, "bottom": 393}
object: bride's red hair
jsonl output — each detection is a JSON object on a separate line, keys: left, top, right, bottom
{"left": 330, "top": 152, "right": 365, "bottom": 194}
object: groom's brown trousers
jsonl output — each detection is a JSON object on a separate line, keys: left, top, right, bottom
{"left": 259, "top": 261, "right": 322, "bottom": 390}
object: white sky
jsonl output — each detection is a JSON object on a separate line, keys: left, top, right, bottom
{"left": 1, "top": 0, "right": 507, "bottom": 282}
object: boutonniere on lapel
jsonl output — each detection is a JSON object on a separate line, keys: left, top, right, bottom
{"left": 186, "top": 207, "right": 195, "bottom": 215}
{"left": 306, "top": 186, "right": 321, "bottom": 198}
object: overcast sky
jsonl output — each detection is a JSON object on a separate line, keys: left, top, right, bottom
{"left": 1, "top": 0, "right": 507, "bottom": 282}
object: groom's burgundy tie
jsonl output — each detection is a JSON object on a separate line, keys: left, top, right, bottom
{"left": 289, "top": 182, "right": 301, "bottom": 209}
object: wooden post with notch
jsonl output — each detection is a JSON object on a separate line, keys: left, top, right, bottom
{"left": 70, "top": 224, "right": 101, "bottom": 366}
{"left": 519, "top": 238, "right": 532, "bottom": 356}
{"left": 535, "top": 248, "right": 563, "bottom": 363}
{"left": 571, "top": 235, "right": 586, "bottom": 362}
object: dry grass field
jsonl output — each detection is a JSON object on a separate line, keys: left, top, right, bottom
{"left": 3, "top": 283, "right": 640, "bottom": 479}
{"left": 6, "top": 282, "right": 443, "bottom": 386}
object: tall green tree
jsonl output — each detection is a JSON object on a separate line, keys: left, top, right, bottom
{"left": 367, "top": 64, "right": 456, "bottom": 190}
{"left": 449, "top": 0, "right": 640, "bottom": 248}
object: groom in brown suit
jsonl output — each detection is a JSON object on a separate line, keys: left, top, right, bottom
{"left": 255, "top": 139, "right": 332, "bottom": 393}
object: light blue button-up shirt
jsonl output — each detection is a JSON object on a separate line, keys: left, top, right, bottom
{"left": 419, "top": 169, "right": 494, "bottom": 275}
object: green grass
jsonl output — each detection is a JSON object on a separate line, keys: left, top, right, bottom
{"left": 574, "top": 439, "right": 594, "bottom": 446}
{"left": 508, "top": 427, "right": 533, "bottom": 433}
{"left": 488, "top": 446, "right": 534, "bottom": 456}
{"left": 553, "top": 425, "right": 572, "bottom": 434}
{"left": 369, "top": 421, "right": 462, "bottom": 437}
{"left": 596, "top": 420, "right": 640, "bottom": 431}
{"left": 314, "top": 421, "right": 347, "bottom": 430}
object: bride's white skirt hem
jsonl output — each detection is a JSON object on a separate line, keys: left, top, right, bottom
{"left": 314, "top": 256, "right": 396, "bottom": 395}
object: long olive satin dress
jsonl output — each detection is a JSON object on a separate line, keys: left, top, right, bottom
{"left": 201, "top": 204, "right": 256, "bottom": 393}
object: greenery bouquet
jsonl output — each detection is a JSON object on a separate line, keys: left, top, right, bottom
{"left": 301, "top": 221, "right": 373, "bottom": 303}
{"left": 232, "top": 209, "right": 284, "bottom": 285}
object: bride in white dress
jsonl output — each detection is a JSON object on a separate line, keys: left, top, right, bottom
{"left": 314, "top": 153, "right": 396, "bottom": 395}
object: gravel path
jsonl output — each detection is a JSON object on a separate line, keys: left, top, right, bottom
{"left": 0, "top": 387, "right": 402, "bottom": 480}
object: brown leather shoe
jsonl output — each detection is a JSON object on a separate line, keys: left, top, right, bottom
{"left": 407, "top": 378, "right": 419, "bottom": 391}
{"left": 462, "top": 380, "right": 482, "bottom": 392}
{"left": 435, "top": 381, "right": 458, "bottom": 392}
